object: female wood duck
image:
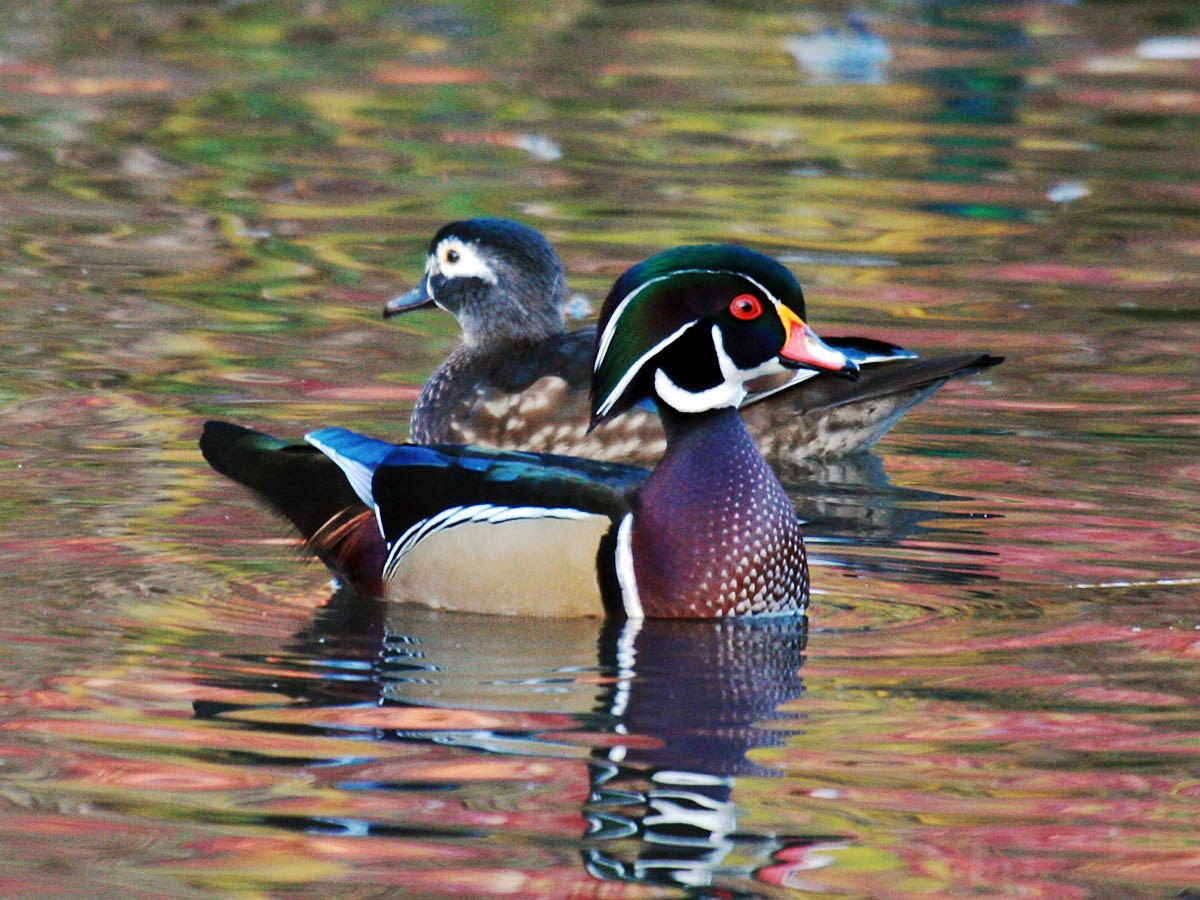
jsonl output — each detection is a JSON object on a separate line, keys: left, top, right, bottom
{"left": 201, "top": 245, "right": 863, "bottom": 618}
{"left": 385, "top": 218, "right": 1001, "bottom": 467}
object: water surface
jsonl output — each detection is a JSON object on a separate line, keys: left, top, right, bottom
{"left": 1, "top": 1, "right": 1199, "bottom": 897}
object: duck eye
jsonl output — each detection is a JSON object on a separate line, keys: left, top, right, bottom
{"left": 445, "top": 248, "right": 460, "bottom": 264}
{"left": 729, "top": 293, "right": 763, "bottom": 320}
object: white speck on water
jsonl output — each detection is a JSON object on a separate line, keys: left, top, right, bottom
{"left": 1047, "top": 181, "right": 1091, "bottom": 204}
{"left": 564, "top": 293, "right": 592, "bottom": 319}
{"left": 1136, "top": 37, "right": 1200, "bottom": 60}
{"left": 513, "top": 133, "right": 562, "bottom": 162}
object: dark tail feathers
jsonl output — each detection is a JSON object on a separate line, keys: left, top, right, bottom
{"left": 754, "top": 351, "right": 1003, "bottom": 414}
{"left": 200, "top": 421, "right": 386, "bottom": 596}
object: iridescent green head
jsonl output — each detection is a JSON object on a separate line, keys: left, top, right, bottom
{"left": 590, "top": 245, "right": 857, "bottom": 427}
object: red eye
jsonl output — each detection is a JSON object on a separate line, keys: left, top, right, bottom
{"left": 729, "top": 293, "right": 762, "bottom": 320}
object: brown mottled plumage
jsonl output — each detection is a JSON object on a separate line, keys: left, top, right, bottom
{"left": 387, "top": 219, "right": 1001, "bottom": 467}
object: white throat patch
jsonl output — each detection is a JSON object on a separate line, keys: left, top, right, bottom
{"left": 653, "top": 323, "right": 786, "bottom": 414}
{"left": 592, "top": 267, "right": 785, "bottom": 419}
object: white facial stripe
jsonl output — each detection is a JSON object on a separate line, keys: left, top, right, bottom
{"left": 594, "top": 267, "right": 782, "bottom": 374}
{"left": 430, "top": 238, "right": 499, "bottom": 285}
{"left": 593, "top": 267, "right": 789, "bottom": 418}
{"left": 594, "top": 321, "right": 695, "bottom": 419}
{"left": 714, "top": 320, "right": 791, "bottom": 384}
{"left": 595, "top": 272, "right": 674, "bottom": 372}
{"left": 614, "top": 513, "right": 643, "bottom": 620}
{"left": 651, "top": 323, "right": 787, "bottom": 415}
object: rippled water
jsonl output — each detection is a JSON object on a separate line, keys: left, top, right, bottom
{"left": 2, "top": 1, "right": 1199, "bottom": 897}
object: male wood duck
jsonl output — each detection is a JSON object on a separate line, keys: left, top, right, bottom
{"left": 202, "top": 245, "right": 864, "bottom": 618}
{"left": 385, "top": 218, "right": 1001, "bottom": 467}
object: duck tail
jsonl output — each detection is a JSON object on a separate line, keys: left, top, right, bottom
{"left": 308, "top": 506, "right": 386, "bottom": 597}
{"left": 199, "top": 421, "right": 386, "bottom": 596}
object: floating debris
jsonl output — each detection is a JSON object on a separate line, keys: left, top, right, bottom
{"left": 512, "top": 133, "right": 562, "bottom": 162}
{"left": 441, "top": 130, "right": 562, "bottom": 161}
{"left": 1046, "top": 181, "right": 1092, "bottom": 204}
{"left": 785, "top": 14, "right": 892, "bottom": 85}
{"left": 564, "top": 293, "right": 592, "bottom": 320}
{"left": 1135, "top": 37, "right": 1200, "bottom": 60}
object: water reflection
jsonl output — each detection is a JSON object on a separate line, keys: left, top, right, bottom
{"left": 194, "top": 593, "right": 819, "bottom": 894}
{"left": 785, "top": 454, "right": 1002, "bottom": 597}
{"left": 581, "top": 616, "right": 812, "bottom": 892}
{"left": 785, "top": 453, "right": 960, "bottom": 543}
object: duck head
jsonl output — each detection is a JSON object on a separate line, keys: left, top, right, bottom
{"left": 384, "top": 218, "right": 568, "bottom": 346}
{"left": 591, "top": 245, "right": 859, "bottom": 427}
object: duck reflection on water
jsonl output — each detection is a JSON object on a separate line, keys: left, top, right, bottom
{"left": 192, "top": 594, "right": 840, "bottom": 893}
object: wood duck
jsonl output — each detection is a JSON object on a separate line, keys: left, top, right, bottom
{"left": 201, "top": 244, "right": 865, "bottom": 619}
{"left": 385, "top": 218, "right": 1001, "bottom": 468}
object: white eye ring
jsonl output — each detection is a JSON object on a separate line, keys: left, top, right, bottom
{"left": 431, "top": 238, "right": 498, "bottom": 284}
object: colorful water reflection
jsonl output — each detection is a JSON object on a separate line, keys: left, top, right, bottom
{"left": 1, "top": 1, "right": 1198, "bottom": 897}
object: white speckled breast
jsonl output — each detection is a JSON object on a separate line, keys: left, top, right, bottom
{"left": 624, "top": 406, "right": 809, "bottom": 618}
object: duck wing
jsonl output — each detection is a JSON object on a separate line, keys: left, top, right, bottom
{"left": 308, "top": 429, "right": 646, "bottom": 614}
{"left": 741, "top": 351, "right": 1004, "bottom": 464}
{"left": 203, "top": 421, "right": 648, "bottom": 611}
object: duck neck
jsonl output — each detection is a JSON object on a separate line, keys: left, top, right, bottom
{"left": 656, "top": 403, "right": 739, "bottom": 449}
{"left": 411, "top": 344, "right": 479, "bottom": 443}
{"left": 622, "top": 404, "right": 809, "bottom": 618}
{"left": 410, "top": 340, "right": 540, "bottom": 444}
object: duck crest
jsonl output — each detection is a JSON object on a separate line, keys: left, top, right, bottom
{"left": 592, "top": 250, "right": 799, "bottom": 424}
